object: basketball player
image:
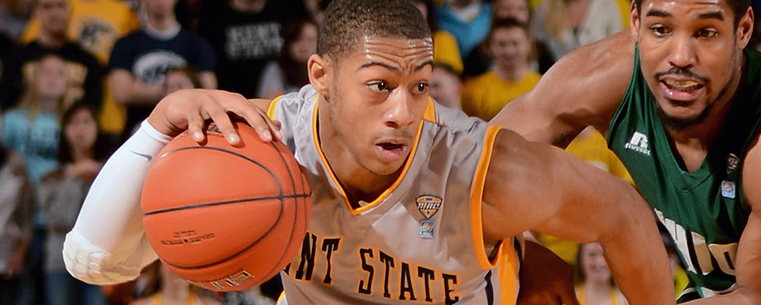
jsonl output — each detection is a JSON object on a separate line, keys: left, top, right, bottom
{"left": 492, "top": 0, "right": 761, "bottom": 303}
{"left": 62, "top": 0, "right": 675, "bottom": 304}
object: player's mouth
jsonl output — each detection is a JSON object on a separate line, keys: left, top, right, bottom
{"left": 375, "top": 141, "right": 409, "bottom": 162}
{"left": 659, "top": 77, "right": 705, "bottom": 102}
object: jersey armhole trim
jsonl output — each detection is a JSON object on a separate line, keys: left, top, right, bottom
{"left": 470, "top": 124, "right": 502, "bottom": 270}
{"left": 267, "top": 95, "right": 285, "bottom": 120}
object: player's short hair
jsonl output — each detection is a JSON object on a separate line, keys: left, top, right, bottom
{"left": 634, "top": 0, "right": 751, "bottom": 28}
{"left": 317, "top": 0, "right": 431, "bottom": 65}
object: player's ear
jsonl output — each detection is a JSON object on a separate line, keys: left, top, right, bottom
{"left": 308, "top": 54, "right": 331, "bottom": 99}
{"left": 736, "top": 7, "right": 754, "bottom": 49}
{"left": 630, "top": 1, "right": 640, "bottom": 40}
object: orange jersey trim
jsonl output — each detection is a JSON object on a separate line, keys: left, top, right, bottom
{"left": 469, "top": 125, "right": 502, "bottom": 270}
{"left": 311, "top": 98, "right": 436, "bottom": 215}
{"left": 266, "top": 95, "right": 285, "bottom": 119}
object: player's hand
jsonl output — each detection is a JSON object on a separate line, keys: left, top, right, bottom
{"left": 147, "top": 89, "right": 282, "bottom": 144}
{"left": 517, "top": 241, "right": 579, "bottom": 305}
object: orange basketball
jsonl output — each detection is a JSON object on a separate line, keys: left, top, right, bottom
{"left": 141, "top": 121, "right": 311, "bottom": 291}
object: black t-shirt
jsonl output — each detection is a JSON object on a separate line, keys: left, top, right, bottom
{"left": 109, "top": 28, "right": 216, "bottom": 138}
{"left": 0, "top": 32, "right": 14, "bottom": 77}
{"left": 197, "top": 0, "right": 287, "bottom": 98}
{"left": 0, "top": 41, "right": 103, "bottom": 111}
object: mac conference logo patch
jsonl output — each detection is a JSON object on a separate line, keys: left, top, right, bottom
{"left": 416, "top": 195, "right": 442, "bottom": 219}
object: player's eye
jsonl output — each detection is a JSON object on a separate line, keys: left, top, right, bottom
{"left": 368, "top": 81, "right": 389, "bottom": 93}
{"left": 696, "top": 28, "right": 718, "bottom": 39}
{"left": 413, "top": 82, "right": 429, "bottom": 94}
{"left": 650, "top": 25, "right": 670, "bottom": 37}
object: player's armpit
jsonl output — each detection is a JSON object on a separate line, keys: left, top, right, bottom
{"left": 517, "top": 241, "right": 579, "bottom": 305}
{"left": 481, "top": 129, "right": 675, "bottom": 305}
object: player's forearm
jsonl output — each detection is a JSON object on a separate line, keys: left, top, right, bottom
{"left": 600, "top": 190, "right": 675, "bottom": 305}
{"left": 64, "top": 121, "right": 171, "bottom": 284}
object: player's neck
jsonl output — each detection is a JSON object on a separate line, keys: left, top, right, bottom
{"left": 317, "top": 107, "right": 401, "bottom": 205}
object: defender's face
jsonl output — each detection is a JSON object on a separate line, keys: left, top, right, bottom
{"left": 633, "top": 0, "right": 751, "bottom": 127}
{"left": 327, "top": 37, "right": 433, "bottom": 176}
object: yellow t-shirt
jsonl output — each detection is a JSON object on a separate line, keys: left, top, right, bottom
{"left": 21, "top": 0, "right": 140, "bottom": 134}
{"left": 537, "top": 128, "right": 633, "bottom": 266}
{"left": 461, "top": 70, "right": 541, "bottom": 121}
{"left": 433, "top": 30, "right": 463, "bottom": 74}
{"left": 22, "top": 0, "right": 139, "bottom": 64}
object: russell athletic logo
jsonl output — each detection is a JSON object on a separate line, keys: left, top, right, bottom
{"left": 625, "top": 131, "right": 651, "bottom": 156}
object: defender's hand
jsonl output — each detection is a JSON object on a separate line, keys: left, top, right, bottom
{"left": 147, "top": 89, "right": 282, "bottom": 144}
{"left": 517, "top": 241, "right": 579, "bottom": 305}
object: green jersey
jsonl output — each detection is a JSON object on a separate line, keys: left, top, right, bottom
{"left": 607, "top": 46, "right": 761, "bottom": 301}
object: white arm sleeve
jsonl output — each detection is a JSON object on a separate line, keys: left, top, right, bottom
{"left": 63, "top": 120, "right": 172, "bottom": 285}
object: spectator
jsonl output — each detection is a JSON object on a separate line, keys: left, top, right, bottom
{"left": 39, "top": 101, "right": 110, "bottom": 305}
{"left": 493, "top": 0, "right": 555, "bottom": 74}
{"left": 197, "top": 0, "right": 285, "bottom": 98}
{"left": 574, "top": 242, "right": 629, "bottom": 305}
{"left": 1, "top": 53, "right": 69, "bottom": 183}
{"left": 164, "top": 67, "right": 201, "bottom": 95}
{"left": 2, "top": 52, "right": 69, "bottom": 305}
{"left": 438, "top": 0, "right": 492, "bottom": 65}
{"left": 461, "top": 18, "right": 540, "bottom": 121}
{"left": 429, "top": 63, "right": 463, "bottom": 111}
{"left": 0, "top": 0, "right": 102, "bottom": 112}
{"left": 531, "top": 0, "right": 622, "bottom": 61}
{"left": 110, "top": 0, "right": 216, "bottom": 141}
{"left": 256, "top": 17, "right": 317, "bottom": 99}
{"left": 19, "top": 0, "right": 141, "bottom": 139}
{"left": 20, "top": 0, "right": 140, "bottom": 65}
{"left": 0, "top": 0, "right": 33, "bottom": 40}
{"left": 129, "top": 261, "right": 221, "bottom": 305}
{"left": 0, "top": 110, "right": 35, "bottom": 305}
{"left": 301, "top": 0, "right": 327, "bottom": 23}
{"left": 410, "top": 0, "right": 463, "bottom": 74}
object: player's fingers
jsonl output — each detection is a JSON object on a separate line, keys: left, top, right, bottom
{"left": 186, "top": 111, "right": 207, "bottom": 143}
{"left": 205, "top": 103, "right": 241, "bottom": 145}
{"left": 222, "top": 94, "right": 280, "bottom": 142}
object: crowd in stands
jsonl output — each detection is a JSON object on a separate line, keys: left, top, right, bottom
{"left": 2, "top": 0, "right": 757, "bottom": 304}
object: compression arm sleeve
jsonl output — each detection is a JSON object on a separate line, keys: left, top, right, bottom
{"left": 63, "top": 121, "right": 172, "bottom": 285}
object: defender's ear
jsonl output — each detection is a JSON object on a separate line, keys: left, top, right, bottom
{"left": 736, "top": 7, "right": 754, "bottom": 50}
{"left": 630, "top": 1, "right": 640, "bottom": 40}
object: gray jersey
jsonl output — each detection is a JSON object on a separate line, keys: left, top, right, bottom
{"left": 269, "top": 85, "right": 520, "bottom": 305}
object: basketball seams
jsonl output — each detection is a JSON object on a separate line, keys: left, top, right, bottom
{"left": 151, "top": 144, "right": 288, "bottom": 271}
{"left": 143, "top": 124, "right": 311, "bottom": 290}
{"left": 258, "top": 142, "right": 305, "bottom": 281}
{"left": 143, "top": 193, "right": 309, "bottom": 216}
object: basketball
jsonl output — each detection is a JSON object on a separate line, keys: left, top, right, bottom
{"left": 140, "top": 121, "right": 311, "bottom": 292}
